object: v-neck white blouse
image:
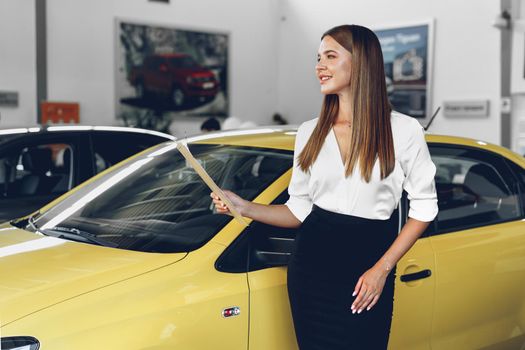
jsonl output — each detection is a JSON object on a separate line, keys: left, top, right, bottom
{"left": 285, "top": 111, "right": 438, "bottom": 222}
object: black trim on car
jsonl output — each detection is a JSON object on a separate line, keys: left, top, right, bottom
{"left": 425, "top": 142, "right": 524, "bottom": 237}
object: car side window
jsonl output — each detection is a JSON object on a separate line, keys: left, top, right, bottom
{"left": 429, "top": 145, "right": 522, "bottom": 234}
{"left": 0, "top": 143, "right": 74, "bottom": 197}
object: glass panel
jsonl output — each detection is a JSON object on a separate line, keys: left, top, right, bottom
{"left": 0, "top": 143, "right": 73, "bottom": 197}
{"left": 32, "top": 144, "right": 292, "bottom": 253}
{"left": 431, "top": 147, "right": 521, "bottom": 232}
{"left": 170, "top": 56, "right": 198, "bottom": 68}
{"left": 92, "top": 133, "right": 165, "bottom": 174}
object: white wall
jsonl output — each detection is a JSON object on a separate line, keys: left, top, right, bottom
{"left": 277, "top": 0, "right": 502, "bottom": 144}
{"left": 0, "top": 0, "right": 506, "bottom": 144}
{"left": 0, "top": 0, "right": 37, "bottom": 127}
{"left": 45, "top": 0, "right": 280, "bottom": 137}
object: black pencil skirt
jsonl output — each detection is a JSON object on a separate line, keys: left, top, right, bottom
{"left": 287, "top": 204, "right": 398, "bottom": 350}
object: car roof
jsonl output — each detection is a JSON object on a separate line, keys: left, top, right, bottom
{"left": 0, "top": 125, "right": 175, "bottom": 144}
{"left": 188, "top": 125, "right": 525, "bottom": 167}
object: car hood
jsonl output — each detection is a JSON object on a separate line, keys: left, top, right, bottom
{"left": 0, "top": 225, "right": 187, "bottom": 326}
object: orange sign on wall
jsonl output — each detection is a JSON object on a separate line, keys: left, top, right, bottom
{"left": 41, "top": 102, "right": 80, "bottom": 124}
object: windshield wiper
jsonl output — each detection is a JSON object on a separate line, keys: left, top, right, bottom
{"left": 41, "top": 226, "right": 119, "bottom": 248}
{"left": 10, "top": 212, "right": 40, "bottom": 231}
{"left": 28, "top": 214, "right": 39, "bottom": 231}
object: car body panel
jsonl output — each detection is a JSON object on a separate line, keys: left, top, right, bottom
{"left": 1, "top": 242, "right": 248, "bottom": 350}
{"left": 247, "top": 266, "right": 297, "bottom": 349}
{"left": 429, "top": 220, "right": 525, "bottom": 349}
{"left": 0, "top": 226, "right": 186, "bottom": 326}
{"left": 389, "top": 237, "right": 436, "bottom": 350}
{"left": 238, "top": 168, "right": 298, "bottom": 349}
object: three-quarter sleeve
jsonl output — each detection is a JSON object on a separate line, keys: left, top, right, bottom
{"left": 285, "top": 124, "right": 313, "bottom": 222}
{"left": 401, "top": 121, "right": 438, "bottom": 222}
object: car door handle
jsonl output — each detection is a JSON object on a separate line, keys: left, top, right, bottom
{"left": 400, "top": 269, "right": 432, "bottom": 282}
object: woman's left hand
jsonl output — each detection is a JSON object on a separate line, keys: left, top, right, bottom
{"left": 351, "top": 264, "right": 389, "bottom": 314}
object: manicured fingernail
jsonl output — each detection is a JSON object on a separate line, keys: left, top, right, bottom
{"left": 366, "top": 307, "right": 371, "bottom": 311}
{"left": 352, "top": 291, "right": 356, "bottom": 297}
{"left": 352, "top": 310, "right": 356, "bottom": 314}
{"left": 358, "top": 309, "right": 362, "bottom": 314}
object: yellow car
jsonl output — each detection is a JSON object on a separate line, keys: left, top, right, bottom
{"left": 1, "top": 127, "right": 525, "bottom": 350}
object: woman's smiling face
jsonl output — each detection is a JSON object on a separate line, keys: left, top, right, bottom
{"left": 316, "top": 35, "right": 353, "bottom": 96}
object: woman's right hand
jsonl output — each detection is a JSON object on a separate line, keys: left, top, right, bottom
{"left": 210, "top": 190, "right": 248, "bottom": 216}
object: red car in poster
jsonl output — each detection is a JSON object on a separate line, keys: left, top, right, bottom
{"left": 129, "top": 53, "right": 219, "bottom": 107}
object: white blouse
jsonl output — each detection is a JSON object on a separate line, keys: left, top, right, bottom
{"left": 285, "top": 111, "right": 438, "bottom": 222}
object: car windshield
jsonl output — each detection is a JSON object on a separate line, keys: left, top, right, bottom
{"left": 170, "top": 56, "right": 198, "bottom": 68}
{"left": 29, "top": 143, "right": 292, "bottom": 253}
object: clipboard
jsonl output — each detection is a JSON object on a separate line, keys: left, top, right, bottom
{"left": 176, "top": 142, "right": 249, "bottom": 227}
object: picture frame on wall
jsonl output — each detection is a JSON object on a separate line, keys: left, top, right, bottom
{"left": 114, "top": 19, "right": 229, "bottom": 132}
{"left": 511, "top": 20, "right": 525, "bottom": 94}
{"left": 374, "top": 19, "right": 434, "bottom": 120}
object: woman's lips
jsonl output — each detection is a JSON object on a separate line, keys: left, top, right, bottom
{"left": 319, "top": 75, "right": 332, "bottom": 84}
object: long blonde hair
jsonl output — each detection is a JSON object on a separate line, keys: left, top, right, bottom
{"left": 298, "top": 24, "right": 395, "bottom": 182}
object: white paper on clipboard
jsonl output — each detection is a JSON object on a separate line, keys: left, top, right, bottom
{"left": 176, "top": 142, "right": 249, "bottom": 227}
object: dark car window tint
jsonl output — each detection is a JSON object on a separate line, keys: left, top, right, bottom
{"left": 430, "top": 146, "right": 521, "bottom": 234}
{"left": 91, "top": 132, "right": 167, "bottom": 174}
{"left": 33, "top": 144, "right": 292, "bottom": 253}
{"left": 0, "top": 143, "right": 73, "bottom": 197}
{"left": 170, "top": 56, "right": 197, "bottom": 68}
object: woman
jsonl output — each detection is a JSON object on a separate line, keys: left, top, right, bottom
{"left": 211, "top": 24, "right": 438, "bottom": 349}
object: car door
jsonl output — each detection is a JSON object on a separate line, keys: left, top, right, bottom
{"left": 243, "top": 185, "right": 298, "bottom": 350}
{"left": 221, "top": 181, "right": 435, "bottom": 350}
{"left": 389, "top": 193, "right": 436, "bottom": 350}
{"left": 428, "top": 145, "right": 525, "bottom": 350}
{"left": 150, "top": 56, "right": 168, "bottom": 93}
{"left": 0, "top": 132, "right": 90, "bottom": 222}
{"left": 157, "top": 57, "right": 173, "bottom": 93}
{"left": 213, "top": 154, "right": 296, "bottom": 349}
{"left": 143, "top": 56, "right": 160, "bottom": 93}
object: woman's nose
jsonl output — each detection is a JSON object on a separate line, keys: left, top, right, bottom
{"left": 316, "top": 62, "right": 326, "bottom": 71}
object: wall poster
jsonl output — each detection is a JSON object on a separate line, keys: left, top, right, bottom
{"left": 375, "top": 20, "right": 434, "bottom": 119}
{"left": 115, "top": 19, "right": 229, "bottom": 132}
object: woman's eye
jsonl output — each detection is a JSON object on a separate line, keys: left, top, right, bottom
{"left": 327, "top": 55, "right": 336, "bottom": 59}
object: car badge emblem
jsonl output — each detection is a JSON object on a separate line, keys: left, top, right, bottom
{"left": 222, "top": 307, "right": 241, "bottom": 318}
